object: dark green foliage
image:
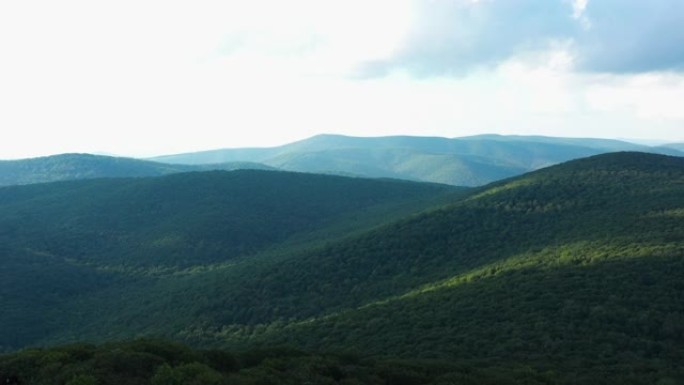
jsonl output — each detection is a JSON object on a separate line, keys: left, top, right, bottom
{"left": 0, "top": 339, "right": 569, "bottom": 385}
{"left": 150, "top": 362, "right": 224, "bottom": 385}
{"left": 0, "top": 339, "right": 193, "bottom": 385}
{"left": 201, "top": 350, "right": 239, "bottom": 373}
{"left": 0, "top": 152, "right": 683, "bottom": 384}
{"left": 180, "top": 152, "right": 681, "bottom": 383}
{"left": 0, "top": 170, "right": 455, "bottom": 350}
{"left": 186, "top": 152, "right": 680, "bottom": 383}
{"left": 0, "top": 169, "right": 454, "bottom": 268}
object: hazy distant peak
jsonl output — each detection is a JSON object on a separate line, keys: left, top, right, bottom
{"left": 145, "top": 134, "right": 684, "bottom": 187}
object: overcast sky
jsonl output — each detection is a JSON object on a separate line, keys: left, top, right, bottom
{"left": 1, "top": 0, "right": 684, "bottom": 159}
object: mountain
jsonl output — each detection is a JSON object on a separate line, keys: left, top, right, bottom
{"left": 461, "top": 133, "right": 655, "bottom": 151}
{"left": 663, "top": 142, "right": 684, "bottom": 152}
{"left": 1, "top": 152, "right": 683, "bottom": 384}
{"left": 0, "top": 170, "right": 457, "bottom": 351}
{"left": 207, "top": 152, "right": 681, "bottom": 380}
{"left": 150, "top": 134, "right": 684, "bottom": 186}
{"left": 5, "top": 135, "right": 681, "bottom": 188}
{"left": 0, "top": 153, "right": 274, "bottom": 186}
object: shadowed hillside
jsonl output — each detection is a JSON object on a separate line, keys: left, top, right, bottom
{"left": 1, "top": 153, "right": 682, "bottom": 384}
{"left": 0, "top": 338, "right": 569, "bottom": 385}
{"left": 0, "top": 170, "right": 457, "bottom": 350}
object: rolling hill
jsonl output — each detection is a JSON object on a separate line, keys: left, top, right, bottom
{"left": 663, "top": 142, "right": 684, "bottom": 152}
{"left": 0, "top": 170, "right": 457, "bottom": 351}
{"left": 5, "top": 135, "right": 681, "bottom": 188}
{"left": 208, "top": 152, "right": 682, "bottom": 382}
{"left": 150, "top": 134, "right": 684, "bottom": 186}
{"left": 0, "top": 152, "right": 683, "bottom": 384}
{"left": 0, "top": 153, "right": 274, "bottom": 186}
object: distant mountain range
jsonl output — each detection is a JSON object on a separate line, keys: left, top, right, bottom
{"left": 0, "top": 153, "right": 273, "bottom": 186}
{"left": 151, "top": 134, "right": 684, "bottom": 186}
{"left": 2, "top": 134, "right": 683, "bottom": 187}
{"left": 663, "top": 142, "right": 684, "bottom": 151}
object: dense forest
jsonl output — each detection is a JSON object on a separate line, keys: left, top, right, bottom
{"left": 0, "top": 170, "right": 457, "bottom": 350}
{"left": 0, "top": 338, "right": 572, "bottom": 385}
{"left": 0, "top": 152, "right": 683, "bottom": 384}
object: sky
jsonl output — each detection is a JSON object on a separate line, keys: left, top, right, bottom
{"left": 1, "top": 0, "right": 684, "bottom": 159}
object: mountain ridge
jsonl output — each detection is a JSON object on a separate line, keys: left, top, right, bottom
{"left": 0, "top": 153, "right": 275, "bottom": 186}
{"left": 0, "top": 152, "right": 682, "bottom": 384}
{"left": 149, "top": 134, "right": 684, "bottom": 186}
{"left": 4, "top": 135, "right": 683, "bottom": 188}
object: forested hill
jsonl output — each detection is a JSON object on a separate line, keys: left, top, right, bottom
{"left": 5, "top": 136, "right": 682, "bottom": 187}
{"left": 0, "top": 153, "right": 273, "bottom": 186}
{"left": 151, "top": 134, "right": 684, "bottom": 186}
{"left": 0, "top": 169, "right": 455, "bottom": 268}
{"left": 0, "top": 169, "right": 457, "bottom": 351}
{"left": 201, "top": 151, "right": 681, "bottom": 383}
{"left": 1, "top": 152, "right": 683, "bottom": 384}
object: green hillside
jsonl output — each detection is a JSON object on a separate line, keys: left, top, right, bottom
{"left": 0, "top": 153, "right": 273, "bottom": 186}
{"left": 1, "top": 152, "right": 683, "bottom": 384}
{"left": 203, "top": 152, "right": 681, "bottom": 382}
{"left": 151, "top": 134, "right": 683, "bottom": 186}
{"left": 0, "top": 170, "right": 457, "bottom": 351}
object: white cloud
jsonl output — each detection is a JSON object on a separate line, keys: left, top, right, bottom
{"left": 0, "top": 0, "right": 415, "bottom": 158}
{"left": 0, "top": 0, "right": 683, "bottom": 159}
{"left": 571, "top": 0, "right": 589, "bottom": 19}
{"left": 570, "top": 0, "right": 591, "bottom": 29}
{"left": 586, "top": 73, "right": 684, "bottom": 121}
{"left": 493, "top": 50, "right": 578, "bottom": 115}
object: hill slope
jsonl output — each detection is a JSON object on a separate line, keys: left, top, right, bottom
{"left": 0, "top": 153, "right": 273, "bottom": 186}
{"left": 0, "top": 170, "right": 457, "bottom": 350}
{"left": 205, "top": 152, "right": 681, "bottom": 381}
{"left": 1, "top": 152, "right": 683, "bottom": 383}
{"left": 151, "top": 134, "right": 683, "bottom": 186}
{"left": 663, "top": 142, "right": 684, "bottom": 152}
